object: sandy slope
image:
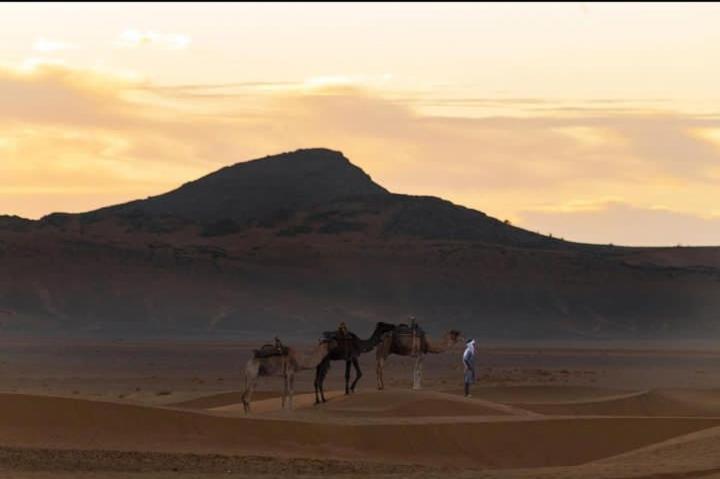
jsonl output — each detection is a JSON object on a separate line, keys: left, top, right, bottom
{"left": 448, "top": 385, "right": 638, "bottom": 404}
{"left": 521, "top": 389, "right": 720, "bottom": 417}
{"left": 595, "top": 424, "right": 720, "bottom": 469}
{"left": 168, "top": 391, "right": 284, "bottom": 410}
{"left": 294, "top": 389, "right": 537, "bottom": 418}
{"left": 0, "top": 390, "right": 718, "bottom": 473}
{"left": 2, "top": 341, "right": 720, "bottom": 478}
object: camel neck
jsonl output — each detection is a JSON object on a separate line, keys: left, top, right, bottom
{"left": 358, "top": 328, "right": 384, "bottom": 353}
{"left": 426, "top": 335, "right": 454, "bottom": 354}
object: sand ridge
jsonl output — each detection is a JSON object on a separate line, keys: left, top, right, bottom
{"left": 520, "top": 389, "right": 720, "bottom": 417}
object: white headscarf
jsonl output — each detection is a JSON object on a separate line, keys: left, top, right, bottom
{"left": 463, "top": 339, "right": 476, "bottom": 362}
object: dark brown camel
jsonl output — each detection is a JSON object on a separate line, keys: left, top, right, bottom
{"left": 314, "top": 322, "right": 395, "bottom": 404}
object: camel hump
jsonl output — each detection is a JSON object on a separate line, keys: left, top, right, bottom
{"left": 253, "top": 344, "right": 289, "bottom": 359}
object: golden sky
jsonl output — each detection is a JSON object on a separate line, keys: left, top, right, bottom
{"left": 2, "top": 2, "right": 720, "bottom": 245}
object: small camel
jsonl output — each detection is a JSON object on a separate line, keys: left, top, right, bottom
{"left": 314, "top": 322, "right": 395, "bottom": 404}
{"left": 241, "top": 340, "right": 328, "bottom": 414}
{"left": 376, "top": 326, "right": 462, "bottom": 390}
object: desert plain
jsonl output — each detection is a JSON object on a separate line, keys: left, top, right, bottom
{"left": 0, "top": 337, "right": 719, "bottom": 478}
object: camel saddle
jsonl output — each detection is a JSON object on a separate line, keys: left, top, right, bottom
{"left": 321, "top": 331, "right": 358, "bottom": 342}
{"left": 253, "top": 344, "right": 290, "bottom": 359}
{"left": 393, "top": 323, "right": 428, "bottom": 354}
{"left": 394, "top": 323, "right": 425, "bottom": 337}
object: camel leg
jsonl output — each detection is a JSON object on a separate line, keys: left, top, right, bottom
{"left": 315, "top": 359, "right": 329, "bottom": 404}
{"left": 412, "top": 354, "right": 424, "bottom": 390}
{"left": 314, "top": 363, "right": 323, "bottom": 404}
{"left": 344, "top": 360, "right": 352, "bottom": 395}
{"left": 246, "top": 375, "right": 259, "bottom": 413}
{"left": 288, "top": 371, "right": 295, "bottom": 411}
{"left": 376, "top": 356, "right": 385, "bottom": 390}
{"left": 350, "top": 357, "right": 362, "bottom": 393}
{"left": 319, "top": 361, "right": 329, "bottom": 403}
{"left": 241, "top": 361, "right": 259, "bottom": 414}
{"left": 376, "top": 338, "right": 389, "bottom": 391}
{"left": 281, "top": 371, "right": 288, "bottom": 410}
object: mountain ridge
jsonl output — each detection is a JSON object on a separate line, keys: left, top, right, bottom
{"left": 30, "top": 148, "right": 565, "bottom": 249}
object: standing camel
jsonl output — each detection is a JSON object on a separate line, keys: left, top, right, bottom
{"left": 241, "top": 340, "right": 328, "bottom": 414}
{"left": 376, "top": 326, "right": 462, "bottom": 390}
{"left": 314, "top": 322, "right": 395, "bottom": 404}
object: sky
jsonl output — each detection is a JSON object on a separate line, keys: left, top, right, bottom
{"left": 2, "top": 2, "right": 720, "bottom": 246}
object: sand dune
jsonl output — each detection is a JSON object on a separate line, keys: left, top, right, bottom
{"left": 168, "top": 391, "right": 283, "bottom": 410}
{"left": 521, "top": 389, "right": 720, "bottom": 417}
{"left": 0, "top": 391, "right": 718, "bottom": 470}
{"left": 314, "top": 389, "right": 533, "bottom": 418}
{"left": 180, "top": 388, "right": 532, "bottom": 418}
{"left": 597, "top": 424, "right": 720, "bottom": 468}
{"left": 192, "top": 388, "right": 538, "bottom": 418}
{"left": 3, "top": 341, "right": 720, "bottom": 478}
{"left": 210, "top": 390, "right": 345, "bottom": 415}
{"left": 449, "top": 385, "right": 638, "bottom": 404}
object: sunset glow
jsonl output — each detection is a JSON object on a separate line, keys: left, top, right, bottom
{"left": 3, "top": 2, "right": 720, "bottom": 245}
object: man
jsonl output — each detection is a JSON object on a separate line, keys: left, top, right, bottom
{"left": 463, "top": 338, "right": 476, "bottom": 398}
{"left": 337, "top": 321, "right": 349, "bottom": 338}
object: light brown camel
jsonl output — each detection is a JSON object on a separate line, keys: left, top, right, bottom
{"left": 376, "top": 326, "right": 462, "bottom": 390}
{"left": 241, "top": 341, "right": 328, "bottom": 414}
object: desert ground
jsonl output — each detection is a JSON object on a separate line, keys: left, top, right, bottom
{"left": 1, "top": 337, "right": 720, "bottom": 478}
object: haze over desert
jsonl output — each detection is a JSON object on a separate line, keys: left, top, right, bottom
{"left": 3, "top": 2, "right": 720, "bottom": 478}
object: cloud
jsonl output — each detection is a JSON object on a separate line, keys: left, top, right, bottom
{"left": 302, "top": 73, "right": 394, "bottom": 90}
{"left": 0, "top": 64, "right": 142, "bottom": 127}
{"left": 141, "top": 81, "right": 302, "bottom": 100}
{"left": 115, "top": 30, "right": 191, "bottom": 50}
{"left": 19, "top": 57, "right": 67, "bottom": 72}
{"left": 32, "top": 37, "right": 75, "bottom": 53}
{"left": 518, "top": 201, "right": 720, "bottom": 246}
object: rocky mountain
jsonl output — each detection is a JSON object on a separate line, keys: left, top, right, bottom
{"left": 1, "top": 148, "right": 720, "bottom": 339}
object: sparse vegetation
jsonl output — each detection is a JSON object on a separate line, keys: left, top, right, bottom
{"left": 318, "top": 220, "right": 367, "bottom": 234}
{"left": 201, "top": 218, "right": 243, "bottom": 237}
{"left": 277, "top": 225, "right": 313, "bottom": 237}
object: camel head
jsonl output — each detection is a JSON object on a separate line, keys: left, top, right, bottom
{"left": 373, "top": 322, "right": 396, "bottom": 340}
{"left": 446, "top": 329, "right": 463, "bottom": 346}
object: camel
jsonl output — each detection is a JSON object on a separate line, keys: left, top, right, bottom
{"left": 376, "top": 325, "right": 462, "bottom": 390}
{"left": 241, "top": 340, "right": 328, "bottom": 414}
{"left": 314, "top": 322, "right": 396, "bottom": 404}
